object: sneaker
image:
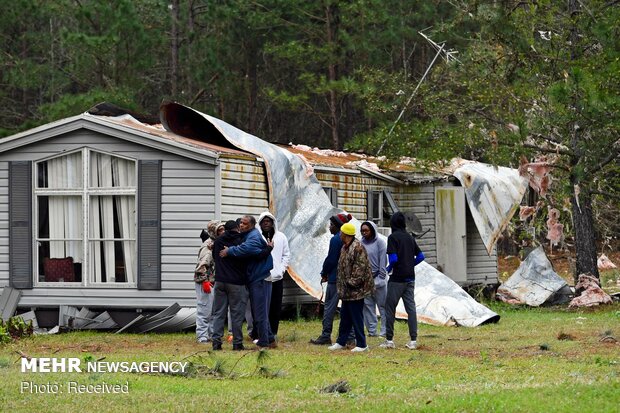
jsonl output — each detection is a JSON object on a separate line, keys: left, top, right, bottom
{"left": 351, "top": 346, "right": 369, "bottom": 352}
{"left": 379, "top": 340, "right": 395, "bottom": 349}
{"left": 212, "top": 343, "right": 222, "bottom": 351}
{"left": 328, "top": 343, "right": 345, "bottom": 351}
{"left": 252, "top": 339, "right": 259, "bottom": 345}
{"left": 405, "top": 340, "right": 417, "bottom": 349}
{"left": 309, "top": 336, "right": 332, "bottom": 345}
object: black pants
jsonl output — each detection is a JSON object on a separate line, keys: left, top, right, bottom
{"left": 269, "top": 279, "right": 283, "bottom": 336}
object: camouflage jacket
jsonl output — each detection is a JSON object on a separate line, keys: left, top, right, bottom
{"left": 337, "top": 239, "right": 374, "bottom": 301}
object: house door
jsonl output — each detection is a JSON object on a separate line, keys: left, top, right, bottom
{"left": 435, "top": 187, "right": 467, "bottom": 283}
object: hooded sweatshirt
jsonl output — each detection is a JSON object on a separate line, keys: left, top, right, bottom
{"left": 258, "top": 211, "right": 291, "bottom": 282}
{"left": 386, "top": 212, "right": 423, "bottom": 282}
{"left": 360, "top": 221, "right": 387, "bottom": 279}
{"left": 194, "top": 220, "right": 224, "bottom": 283}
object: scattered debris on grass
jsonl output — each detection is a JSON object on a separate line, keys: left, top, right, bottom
{"left": 557, "top": 332, "right": 575, "bottom": 341}
{"left": 320, "top": 380, "right": 350, "bottom": 394}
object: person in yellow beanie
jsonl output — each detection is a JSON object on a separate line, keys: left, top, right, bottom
{"left": 328, "top": 222, "right": 374, "bottom": 352}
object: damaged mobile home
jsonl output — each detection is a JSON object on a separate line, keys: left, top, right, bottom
{"left": 0, "top": 102, "right": 523, "bottom": 329}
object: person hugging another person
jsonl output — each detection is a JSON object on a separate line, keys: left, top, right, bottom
{"left": 328, "top": 222, "right": 374, "bottom": 353}
{"left": 220, "top": 215, "right": 275, "bottom": 349}
{"left": 194, "top": 220, "right": 225, "bottom": 344}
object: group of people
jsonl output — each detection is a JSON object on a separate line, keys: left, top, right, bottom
{"left": 193, "top": 210, "right": 424, "bottom": 352}
{"left": 194, "top": 212, "right": 290, "bottom": 350}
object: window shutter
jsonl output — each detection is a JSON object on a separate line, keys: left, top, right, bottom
{"left": 9, "top": 161, "right": 33, "bottom": 289}
{"left": 366, "top": 189, "right": 373, "bottom": 220}
{"left": 137, "top": 160, "right": 161, "bottom": 290}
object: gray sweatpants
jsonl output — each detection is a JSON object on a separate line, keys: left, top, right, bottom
{"left": 363, "top": 276, "right": 387, "bottom": 336}
{"left": 384, "top": 280, "right": 417, "bottom": 341}
{"left": 211, "top": 282, "right": 248, "bottom": 347}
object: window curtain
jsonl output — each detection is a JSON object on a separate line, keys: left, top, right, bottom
{"left": 47, "top": 153, "right": 82, "bottom": 262}
{"left": 112, "top": 157, "right": 136, "bottom": 284}
{"left": 90, "top": 152, "right": 136, "bottom": 283}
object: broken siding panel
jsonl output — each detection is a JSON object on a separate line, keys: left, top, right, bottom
{"left": 466, "top": 207, "right": 498, "bottom": 284}
{"left": 220, "top": 157, "right": 269, "bottom": 220}
{"left": 0, "top": 162, "right": 8, "bottom": 288}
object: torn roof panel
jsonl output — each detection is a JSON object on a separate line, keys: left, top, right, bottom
{"left": 402, "top": 262, "right": 500, "bottom": 327}
{"left": 92, "top": 113, "right": 251, "bottom": 157}
{"left": 449, "top": 159, "right": 528, "bottom": 254}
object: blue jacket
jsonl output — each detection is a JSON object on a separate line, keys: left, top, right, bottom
{"left": 227, "top": 228, "right": 274, "bottom": 284}
{"left": 321, "top": 231, "right": 343, "bottom": 284}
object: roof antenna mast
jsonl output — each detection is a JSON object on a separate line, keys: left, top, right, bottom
{"left": 376, "top": 30, "right": 459, "bottom": 156}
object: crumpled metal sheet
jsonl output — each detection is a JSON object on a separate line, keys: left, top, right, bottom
{"left": 450, "top": 159, "right": 528, "bottom": 254}
{"left": 400, "top": 261, "right": 500, "bottom": 327}
{"left": 496, "top": 246, "right": 571, "bottom": 306}
{"left": 161, "top": 103, "right": 336, "bottom": 299}
{"left": 160, "top": 103, "right": 500, "bottom": 327}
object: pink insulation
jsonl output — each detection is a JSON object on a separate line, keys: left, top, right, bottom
{"left": 597, "top": 254, "right": 617, "bottom": 270}
{"left": 568, "top": 274, "right": 613, "bottom": 308}
{"left": 546, "top": 208, "right": 564, "bottom": 246}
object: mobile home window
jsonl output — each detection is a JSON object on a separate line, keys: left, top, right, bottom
{"left": 323, "top": 187, "right": 339, "bottom": 207}
{"left": 34, "top": 149, "right": 137, "bottom": 286}
{"left": 367, "top": 190, "right": 383, "bottom": 225}
{"left": 367, "top": 189, "right": 400, "bottom": 226}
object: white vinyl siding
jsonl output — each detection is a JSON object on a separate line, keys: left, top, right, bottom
{"left": 0, "top": 132, "right": 216, "bottom": 307}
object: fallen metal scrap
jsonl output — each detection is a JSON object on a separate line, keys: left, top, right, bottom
{"left": 496, "top": 246, "right": 572, "bottom": 306}
{"left": 22, "top": 303, "right": 197, "bottom": 335}
{"left": 401, "top": 261, "right": 500, "bottom": 327}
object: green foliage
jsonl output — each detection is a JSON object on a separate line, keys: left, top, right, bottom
{"left": 0, "top": 316, "right": 34, "bottom": 344}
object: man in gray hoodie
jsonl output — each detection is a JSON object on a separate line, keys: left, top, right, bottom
{"left": 360, "top": 221, "right": 388, "bottom": 337}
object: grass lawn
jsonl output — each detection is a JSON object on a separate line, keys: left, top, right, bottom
{"left": 1, "top": 302, "right": 619, "bottom": 412}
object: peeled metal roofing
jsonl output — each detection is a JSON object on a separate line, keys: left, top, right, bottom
{"left": 450, "top": 159, "right": 528, "bottom": 254}
{"left": 96, "top": 113, "right": 251, "bottom": 157}
{"left": 160, "top": 103, "right": 500, "bottom": 327}
{"left": 407, "top": 262, "right": 500, "bottom": 326}
{"left": 161, "top": 102, "right": 335, "bottom": 298}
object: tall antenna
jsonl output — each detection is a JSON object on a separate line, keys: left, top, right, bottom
{"left": 376, "top": 31, "right": 458, "bottom": 156}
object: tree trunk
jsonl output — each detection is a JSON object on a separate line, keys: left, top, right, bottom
{"left": 571, "top": 189, "right": 600, "bottom": 283}
{"left": 247, "top": 44, "right": 258, "bottom": 134}
{"left": 170, "top": 0, "right": 180, "bottom": 98}
{"left": 566, "top": 0, "right": 599, "bottom": 283}
{"left": 326, "top": 3, "right": 340, "bottom": 149}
